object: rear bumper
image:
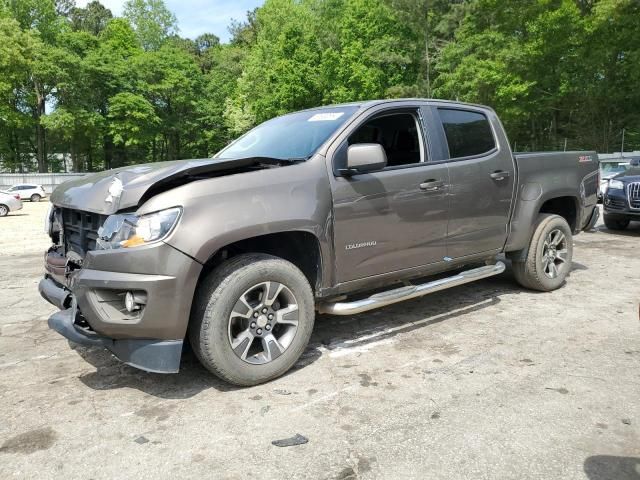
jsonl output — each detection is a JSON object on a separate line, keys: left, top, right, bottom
{"left": 46, "top": 304, "right": 183, "bottom": 373}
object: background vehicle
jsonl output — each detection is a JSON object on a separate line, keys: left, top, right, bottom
{"left": 38, "top": 99, "right": 599, "bottom": 386}
{"left": 598, "top": 160, "right": 631, "bottom": 201}
{"left": 0, "top": 191, "right": 23, "bottom": 216}
{"left": 6, "top": 184, "right": 46, "bottom": 202}
{"left": 602, "top": 166, "right": 640, "bottom": 229}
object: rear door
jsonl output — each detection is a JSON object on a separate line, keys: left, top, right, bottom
{"left": 428, "top": 106, "right": 515, "bottom": 258}
{"left": 330, "top": 107, "right": 450, "bottom": 283}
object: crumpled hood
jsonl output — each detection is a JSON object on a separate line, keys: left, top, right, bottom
{"left": 50, "top": 157, "right": 280, "bottom": 214}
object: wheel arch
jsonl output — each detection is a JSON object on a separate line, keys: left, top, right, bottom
{"left": 198, "top": 230, "right": 324, "bottom": 296}
{"left": 538, "top": 195, "right": 579, "bottom": 232}
{"left": 506, "top": 192, "right": 579, "bottom": 261}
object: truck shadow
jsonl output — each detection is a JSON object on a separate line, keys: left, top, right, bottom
{"left": 75, "top": 265, "right": 563, "bottom": 398}
{"left": 584, "top": 455, "right": 640, "bottom": 480}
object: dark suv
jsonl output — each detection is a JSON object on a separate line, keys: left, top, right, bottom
{"left": 603, "top": 162, "right": 640, "bottom": 230}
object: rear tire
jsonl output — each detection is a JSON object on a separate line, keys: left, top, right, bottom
{"left": 189, "top": 253, "right": 315, "bottom": 386}
{"left": 30, "top": 194, "right": 41, "bottom": 202}
{"left": 603, "top": 214, "right": 629, "bottom": 231}
{"left": 512, "top": 214, "right": 573, "bottom": 292}
{"left": 0, "top": 204, "right": 8, "bottom": 217}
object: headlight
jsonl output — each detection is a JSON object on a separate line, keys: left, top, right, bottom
{"left": 608, "top": 179, "right": 624, "bottom": 191}
{"left": 96, "top": 207, "right": 181, "bottom": 250}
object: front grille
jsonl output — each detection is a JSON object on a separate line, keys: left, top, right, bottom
{"left": 628, "top": 182, "right": 640, "bottom": 210}
{"left": 605, "top": 196, "right": 626, "bottom": 210}
{"left": 61, "top": 208, "right": 108, "bottom": 256}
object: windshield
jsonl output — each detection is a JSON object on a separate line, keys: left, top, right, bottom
{"left": 600, "top": 162, "right": 630, "bottom": 177}
{"left": 217, "top": 106, "right": 359, "bottom": 160}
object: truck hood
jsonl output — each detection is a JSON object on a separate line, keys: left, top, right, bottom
{"left": 50, "top": 157, "right": 291, "bottom": 215}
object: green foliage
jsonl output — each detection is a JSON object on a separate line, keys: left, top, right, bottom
{"left": 123, "top": 0, "right": 177, "bottom": 51}
{"left": 0, "top": 0, "right": 639, "bottom": 173}
{"left": 70, "top": 1, "right": 113, "bottom": 35}
{"left": 107, "top": 92, "right": 159, "bottom": 146}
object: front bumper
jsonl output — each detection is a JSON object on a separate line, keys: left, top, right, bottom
{"left": 603, "top": 190, "right": 640, "bottom": 220}
{"left": 45, "top": 299, "right": 183, "bottom": 373}
{"left": 39, "top": 241, "right": 203, "bottom": 373}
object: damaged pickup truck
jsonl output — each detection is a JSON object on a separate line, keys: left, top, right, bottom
{"left": 39, "top": 99, "right": 599, "bottom": 386}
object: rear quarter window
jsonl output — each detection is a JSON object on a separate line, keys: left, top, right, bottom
{"left": 438, "top": 108, "right": 496, "bottom": 159}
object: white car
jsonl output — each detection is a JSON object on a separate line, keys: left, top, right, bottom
{"left": 0, "top": 191, "right": 23, "bottom": 216}
{"left": 6, "top": 184, "right": 47, "bottom": 202}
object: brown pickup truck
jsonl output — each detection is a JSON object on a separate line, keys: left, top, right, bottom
{"left": 39, "top": 99, "right": 599, "bottom": 385}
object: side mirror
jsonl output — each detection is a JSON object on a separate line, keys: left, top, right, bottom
{"left": 342, "top": 144, "right": 387, "bottom": 176}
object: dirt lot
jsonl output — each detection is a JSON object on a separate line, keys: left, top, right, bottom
{"left": 0, "top": 201, "right": 638, "bottom": 480}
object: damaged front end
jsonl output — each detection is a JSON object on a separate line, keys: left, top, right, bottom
{"left": 39, "top": 194, "right": 201, "bottom": 374}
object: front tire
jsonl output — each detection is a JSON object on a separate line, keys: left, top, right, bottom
{"left": 190, "top": 253, "right": 315, "bottom": 386}
{"left": 30, "top": 194, "right": 41, "bottom": 202}
{"left": 603, "top": 214, "right": 629, "bottom": 231}
{"left": 512, "top": 214, "right": 573, "bottom": 292}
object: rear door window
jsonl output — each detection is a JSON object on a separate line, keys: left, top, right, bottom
{"left": 438, "top": 108, "right": 496, "bottom": 159}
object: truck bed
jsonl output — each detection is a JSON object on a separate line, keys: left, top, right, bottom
{"left": 504, "top": 150, "right": 599, "bottom": 253}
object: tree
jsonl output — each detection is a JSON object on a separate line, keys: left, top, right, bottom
{"left": 123, "top": 0, "right": 177, "bottom": 51}
{"left": 134, "top": 44, "right": 203, "bottom": 160}
{"left": 0, "top": 18, "right": 42, "bottom": 172}
{"left": 70, "top": 1, "right": 113, "bottom": 35}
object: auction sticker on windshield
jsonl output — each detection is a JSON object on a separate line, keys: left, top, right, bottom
{"left": 308, "top": 112, "right": 345, "bottom": 122}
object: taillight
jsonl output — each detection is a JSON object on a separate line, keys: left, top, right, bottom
{"left": 13, "top": 194, "right": 20, "bottom": 200}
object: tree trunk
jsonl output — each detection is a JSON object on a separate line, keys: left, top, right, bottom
{"left": 69, "top": 141, "right": 76, "bottom": 172}
{"left": 34, "top": 82, "right": 47, "bottom": 173}
{"left": 87, "top": 142, "right": 93, "bottom": 172}
{"left": 104, "top": 135, "right": 113, "bottom": 170}
{"left": 424, "top": 1, "right": 431, "bottom": 98}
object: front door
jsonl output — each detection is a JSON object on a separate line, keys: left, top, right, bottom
{"left": 331, "top": 110, "right": 450, "bottom": 283}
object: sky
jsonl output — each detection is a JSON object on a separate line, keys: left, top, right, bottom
{"left": 75, "top": 0, "right": 265, "bottom": 43}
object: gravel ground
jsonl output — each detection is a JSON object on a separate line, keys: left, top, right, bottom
{"left": 0, "top": 201, "right": 638, "bottom": 480}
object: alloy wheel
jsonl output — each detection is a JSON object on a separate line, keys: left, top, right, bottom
{"left": 227, "top": 281, "right": 299, "bottom": 365}
{"left": 542, "top": 228, "right": 569, "bottom": 279}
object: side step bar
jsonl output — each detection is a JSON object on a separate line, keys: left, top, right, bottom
{"left": 318, "top": 261, "right": 506, "bottom": 316}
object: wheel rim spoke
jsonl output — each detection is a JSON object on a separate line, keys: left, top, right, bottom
{"left": 552, "top": 231, "right": 565, "bottom": 247}
{"left": 275, "top": 304, "right": 299, "bottom": 326}
{"left": 262, "top": 334, "right": 285, "bottom": 362}
{"left": 231, "top": 329, "right": 254, "bottom": 360}
{"left": 231, "top": 295, "right": 253, "bottom": 319}
{"left": 263, "top": 282, "right": 284, "bottom": 306}
{"left": 542, "top": 257, "right": 550, "bottom": 271}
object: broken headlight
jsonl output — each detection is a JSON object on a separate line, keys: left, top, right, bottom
{"left": 96, "top": 207, "right": 182, "bottom": 250}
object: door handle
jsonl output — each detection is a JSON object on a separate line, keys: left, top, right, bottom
{"left": 490, "top": 170, "right": 511, "bottom": 181}
{"left": 419, "top": 180, "right": 445, "bottom": 192}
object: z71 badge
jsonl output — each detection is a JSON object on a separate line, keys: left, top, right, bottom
{"left": 578, "top": 155, "right": 593, "bottom": 163}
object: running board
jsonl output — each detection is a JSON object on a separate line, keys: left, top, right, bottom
{"left": 318, "top": 261, "right": 506, "bottom": 316}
